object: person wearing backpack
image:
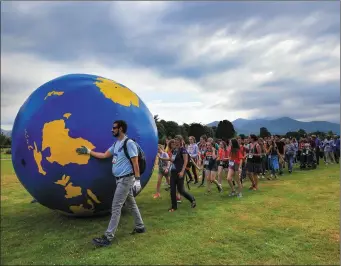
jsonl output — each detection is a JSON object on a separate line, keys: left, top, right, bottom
{"left": 76, "top": 120, "right": 145, "bottom": 247}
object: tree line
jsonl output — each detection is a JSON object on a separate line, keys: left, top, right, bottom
{"left": 154, "top": 115, "right": 235, "bottom": 144}
{"left": 155, "top": 115, "right": 337, "bottom": 144}
{"left": 0, "top": 133, "right": 11, "bottom": 147}
{"left": 0, "top": 118, "right": 337, "bottom": 148}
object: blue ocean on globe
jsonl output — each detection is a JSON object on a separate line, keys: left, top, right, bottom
{"left": 11, "top": 74, "right": 158, "bottom": 216}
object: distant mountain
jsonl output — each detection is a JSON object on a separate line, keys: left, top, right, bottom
{"left": 207, "top": 117, "right": 340, "bottom": 135}
{"left": 1, "top": 129, "right": 12, "bottom": 137}
{"left": 206, "top": 121, "right": 219, "bottom": 127}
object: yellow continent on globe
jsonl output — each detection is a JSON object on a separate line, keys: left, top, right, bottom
{"left": 44, "top": 91, "right": 64, "bottom": 100}
{"left": 41, "top": 114, "right": 96, "bottom": 166}
{"left": 94, "top": 77, "right": 140, "bottom": 107}
{"left": 55, "top": 174, "right": 102, "bottom": 214}
{"left": 28, "top": 142, "right": 47, "bottom": 175}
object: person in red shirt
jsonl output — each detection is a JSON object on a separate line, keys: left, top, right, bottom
{"left": 226, "top": 138, "right": 244, "bottom": 197}
{"left": 238, "top": 138, "right": 246, "bottom": 183}
{"left": 217, "top": 141, "right": 229, "bottom": 186}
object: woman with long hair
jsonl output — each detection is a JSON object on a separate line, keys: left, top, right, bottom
{"left": 187, "top": 136, "right": 199, "bottom": 184}
{"left": 266, "top": 140, "right": 280, "bottom": 179}
{"left": 258, "top": 138, "right": 266, "bottom": 179}
{"left": 238, "top": 138, "right": 247, "bottom": 184}
{"left": 198, "top": 135, "right": 208, "bottom": 187}
{"left": 153, "top": 144, "right": 171, "bottom": 199}
{"left": 159, "top": 135, "right": 196, "bottom": 212}
{"left": 217, "top": 140, "right": 229, "bottom": 186}
{"left": 226, "top": 138, "right": 244, "bottom": 197}
{"left": 245, "top": 134, "right": 262, "bottom": 190}
{"left": 165, "top": 139, "right": 181, "bottom": 201}
{"left": 203, "top": 142, "right": 223, "bottom": 194}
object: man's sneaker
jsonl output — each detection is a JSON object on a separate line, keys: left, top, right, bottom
{"left": 237, "top": 192, "right": 242, "bottom": 198}
{"left": 92, "top": 235, "right": 113, "bottom": 247}
{"left": 130, "top": 227, "right": 146, "bottom": 235}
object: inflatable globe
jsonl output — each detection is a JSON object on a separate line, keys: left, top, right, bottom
{"left": 11, "top": 74, "right": 158, "bottom": 216}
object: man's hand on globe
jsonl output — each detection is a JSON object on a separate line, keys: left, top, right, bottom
{"left": 76, "top": 146, "right": 90, "bottom": 155}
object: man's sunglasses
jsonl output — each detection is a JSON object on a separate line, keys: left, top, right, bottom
{"left": 112, "top": 126, "right": 118, "bottom": 130}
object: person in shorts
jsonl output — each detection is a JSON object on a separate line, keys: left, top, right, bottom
{"left": 226, "top": 138, "right": 244, "bottom": 197}
{"left": 217, "top": 140, "right": 229, "bottom": 186}
{"left": 245, "top": 134, "right": 262, "bottom": 190}
{"left": 153, "top": 144, "right": 170, "bottom": 199}
{"left": 203, "top": 142, "right": 223, "bottom": 194}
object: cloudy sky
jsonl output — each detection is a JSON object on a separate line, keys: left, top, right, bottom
{"left": 1, "top": 1, "right": 340, "bottom": 130}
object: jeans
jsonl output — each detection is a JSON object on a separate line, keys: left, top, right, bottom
{"left": 325, "top": 151, "right": 336, "bottom": 164}
{"left": 105, "top": 176, "right": 144, "bottom": 241}
{"left": 334, "top": 148, "right": 340, "bottom": 163}
{"left": 286, "top": 154, "right": 294, "bottom": 172}
{"left": 170, "top": 171, "right": 195, "bottom": 209}
{"left": 270, "top": 155, "right": 279, "bottom": 175}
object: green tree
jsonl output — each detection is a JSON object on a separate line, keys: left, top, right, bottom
{"left": 156, "top": 122, "right": 166, "bottom": 140}
{"left": 239, "top": 134, "right": 246, "bottom": 139}
{"left": 285, "top": 131, "right": 300, "bottom": 139}
{"left": 188, "top": 123, "right": 206, "bottom": 142}
{"left": 297, "top": 129, "right": 307, "bottom": 137}
{"left": 163, "top": 121, "right": 180, "bottom": 138}
{"left": 215, "top": 120, "right": 235, "bottom": 140}
{"left": 260, "top": 127, "right": 271, "bottom": 138}
{"left": 327, "top": 130, "right": 334, "bottom": 136}
{"left": 153, "top": 114, "right": 159, "bottom": 124}
{"left": 212, "top": 126, "right": 217, "bottom": 137}
{"left": 0, "top": 133, "right": 8, "bottom": 147}
{"left": 204, "top": 126, "right": 214, "bottom": 138}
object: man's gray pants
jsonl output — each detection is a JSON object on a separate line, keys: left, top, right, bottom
{"left": 105, "top": 175, "right": 144, "bottom": 240}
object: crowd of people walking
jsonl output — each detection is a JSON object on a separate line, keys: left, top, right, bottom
{"left": 155, "top": 133, "right": 340, "bottom": 212}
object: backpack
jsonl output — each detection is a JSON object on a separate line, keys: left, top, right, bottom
{"left": 122, "top": 138, "right": 146, "bottom": 175}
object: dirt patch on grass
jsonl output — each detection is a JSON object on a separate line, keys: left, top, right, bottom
{"left": 1, "top": 195, "right": 9, "bottom": 201}
{"left": 328, "top": 230, "right": 340, "bottom": 242}
{"left": 239, "top": 214, "right": 250, "bottom": 221}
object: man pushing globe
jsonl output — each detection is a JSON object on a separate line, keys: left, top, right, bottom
{"left": 11, "top": 74, "right": 158, "bottom": 217}
{"left": 76, "top": 120, "right": 146, "bottom": 247}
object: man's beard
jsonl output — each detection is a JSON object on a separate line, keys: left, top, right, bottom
{"left": 113, "top": 132, "right": 119, "bottom": 137}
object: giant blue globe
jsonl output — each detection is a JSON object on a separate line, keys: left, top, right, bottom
{"left": 11, "top": 74, "right": 158, "bottom": 216}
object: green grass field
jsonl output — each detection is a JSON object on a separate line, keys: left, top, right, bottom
{"left": 0, "top": 150, "right": 12, "bottom": 160}
{"left": 1, "top": 159, "right": 339, "bottom": 265}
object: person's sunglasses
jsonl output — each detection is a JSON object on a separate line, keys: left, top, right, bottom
{"left": 112, "top": 126, "right": 118, "bottom": 130}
